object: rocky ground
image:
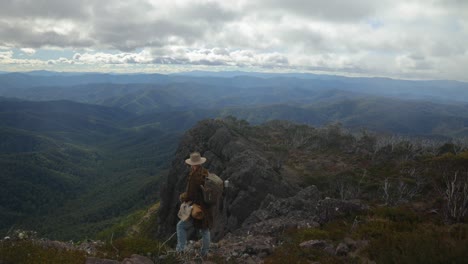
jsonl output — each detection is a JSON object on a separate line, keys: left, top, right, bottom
{"left": 164, "top": 184, "right": 366, "bottom": 263}
{"left": 1, "top": 183, "right": 367, "bottom": 264}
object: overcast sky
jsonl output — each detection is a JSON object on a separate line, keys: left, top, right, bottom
{"left": 0, "top": 0, "right": 467, "bottom": 81}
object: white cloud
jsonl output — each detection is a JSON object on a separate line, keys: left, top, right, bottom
{"left": 71, "top": 48, "right": 289, "bottom": 68}
{"left": 0, "top": 50, "right": 13, "bottom": 60}
{"left": 20, "top": 48, "right": 36, "bottom": 55}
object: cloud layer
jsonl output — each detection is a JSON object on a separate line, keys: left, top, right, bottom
{"left": 0, "top": 0, "right": 467, "bottom": 80}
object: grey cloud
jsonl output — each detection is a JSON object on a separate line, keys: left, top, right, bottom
{"left": 409, "top": 53, "right": 425, "bottom": 60}
{"left": 90, "top": 19, "right": 203, "bottom": 51}
{"left": 151, "top": 57, "right": 190, "bottom": 65}
{"left": 0, "top": 0, "right": 236, "bottom": 51}
{"left": 254, "top": 0, "right": 389, "bottom": 22}
{"left": 175, "top": 1, "right": 238, "bottom": 23}
{"left": 412, "top": 60, "right": 433, "bottom": 70}
{"left": 428, "top": 40, "right": 467, "bottom": 57}
{"left": 279, "top": 27, "right": 328, "bottom": 52}
{"left": 187, "top": 59, "right": 228, "bottom": 66}
{"left": 88, "top": 1, "right": 232, "bottom": 51}
{"left": 437, "top": 0, "right": 468, "bottom": 9}
{"left": 0, "top": 0, "right": 90, "bottom": 20}
{"left": 404, "top": 54, "right": 434, "bottom": 70}
{"left": 260, "top": 53, "right": 289, "bottom": 66}
{"left": 0, "top": 20, "right": 95, "bottom": 48}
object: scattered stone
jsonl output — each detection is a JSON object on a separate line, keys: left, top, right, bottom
{"left": 343, "top": 237, "right": 357, "bottom": 250}
{"left": 324, "top": 245, "right": 336, "bottom": 255}
{"left": 245, "top": 257, "right": 257, "bottom": 264}
{"left": 299, "top": 240, "right": 327, "bottom": 249}
{"left": 77, "top": 240, "right": 105, "bottom": 255}
{"left": 121, "top": 254, "right": 154, "bottom": 264}
{"left": 335, "top": 242, "right": 349, "bottom": 256}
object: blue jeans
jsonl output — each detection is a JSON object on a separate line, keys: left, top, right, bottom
{"left": 176, "top": 219, "right": 211, "bottom": 256}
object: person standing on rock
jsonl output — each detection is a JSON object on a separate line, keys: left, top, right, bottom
{"left": 176, "top": 152, "right": 213, "bottom": 257}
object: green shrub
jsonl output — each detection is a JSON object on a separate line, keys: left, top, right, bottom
{"left": 95, "top": 210, "right": 146, "bottom": 241}
{"left": 265, "top": 225, "right": 348, "bottom": 264}
{"left": 0, "top": 240, "right": 86, "bottom": 264}
{"left": 372, "top": 206, "right": 421, "bottom": 224}
{"left": 267, "top": 206, "right": 468, "bottom": 264}
{"left": 363, "top": 224, "right": 468, "bottom": 264}
{"left": 96, "top": 237, "right": 165, "bottom": 261}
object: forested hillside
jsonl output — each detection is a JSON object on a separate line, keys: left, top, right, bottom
{"left": 0, "top": 100, "right": 180, "bottom": 239}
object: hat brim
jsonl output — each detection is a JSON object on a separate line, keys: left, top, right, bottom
{"left": 185, "top": 157, "right": 206, "bottom": 165}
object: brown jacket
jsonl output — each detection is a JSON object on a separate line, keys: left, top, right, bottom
{"left": 180, "top": 166, "right": 213, "bottom": 229}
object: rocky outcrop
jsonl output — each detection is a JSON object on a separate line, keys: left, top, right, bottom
{"left": 157, "top": 119, "right": 298, "bottom": 241}
{"left": 242, "top": 185, "right": 365, "bottom": 235}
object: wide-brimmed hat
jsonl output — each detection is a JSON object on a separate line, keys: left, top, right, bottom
{"left": 185, "top": 152, "right": 207, "bottom": 165}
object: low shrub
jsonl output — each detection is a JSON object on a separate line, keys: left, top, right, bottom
{"left": 0, "top": 240, "right": 86, "bottom": 264}
{"left": 265, "top": 206, "right": 468, "bottom": 264}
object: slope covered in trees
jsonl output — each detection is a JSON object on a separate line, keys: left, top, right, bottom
{"left": 0, "top": 100, "right": 180, "bottom": 239}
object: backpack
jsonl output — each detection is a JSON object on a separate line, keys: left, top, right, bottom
{"left": 201, "top": 173, "right": 223, "bottom": 205}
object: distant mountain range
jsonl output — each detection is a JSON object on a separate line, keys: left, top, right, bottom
{"left": 1, "top": 71, "right": 468, "bottom": 103}
{"left": 1, "top": 71, "right": 468, "bottom": 136}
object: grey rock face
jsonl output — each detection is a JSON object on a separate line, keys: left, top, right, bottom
{"left": 157, "top": 119, "right": 298, "bottom": 241}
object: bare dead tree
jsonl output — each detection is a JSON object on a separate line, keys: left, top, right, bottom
{"left": 382, "top": 177, "right": 391, "bottom": 205}
{"left": 442, "top": 171, "right": 468, "bottom": 223}
{"left": 419, "top": 139, "right": 444, "bottom": 156}
{"left": 452, "top": 137, "right": 468, "bottom": 153}
{"left": 380, "top": 168, "right": 425, "bottom": 206}
{"left": 356, "top": 169, "right": 367, "bottom": 198}
{"left": 398, "top": 167, "right": 426, "bottom": 202}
